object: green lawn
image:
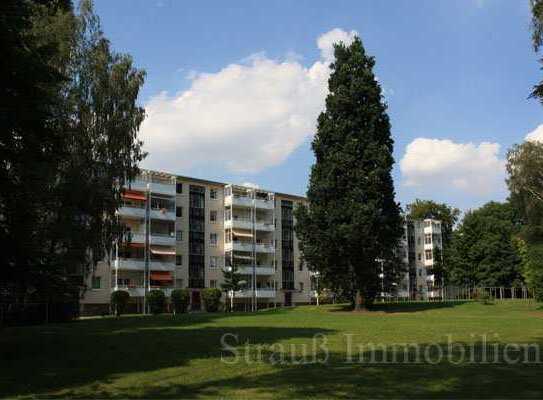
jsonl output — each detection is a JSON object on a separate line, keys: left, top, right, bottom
{"left": 2, "top": 301, "right": 543, "bottom": 398}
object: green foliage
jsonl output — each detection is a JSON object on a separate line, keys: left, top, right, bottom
{"left": 146, "top": 290, "right": 166, "bottom": 315}
{"left": 221, "top": 264, "right": 245, "bottom": 311}
{"left": 516, "top": 239, "right": 543, "bottom": 302}
{"left": 448, "top": 202, "right": 523, "bottom": 287}
{"left": 201, "top": 288, "right": 222, "bottom": 312}
{"left": 0, "top": 0, "right": 145, "bottom": 304}
{"left": 530, "top": 0, "right": 543, "bottom": 102}
{"left": 170, "top": 289, "right": 190, "bottom": 314}
{"left": 294, "top": 37, "right": 403, "bottom": 308}
{"left": 110, "top": 290, "right": 130, "bottom": 316}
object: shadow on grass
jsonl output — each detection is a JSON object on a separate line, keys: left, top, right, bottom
{"left": 328, "top": 301, "right": 471, "bottom": 313}
{"left": 140, "top": 341, "right": 543, "bottom": 399}
{"left": 0, "top": 308, "right": 334, "bottom": 398}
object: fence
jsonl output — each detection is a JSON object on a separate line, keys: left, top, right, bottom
{"left": 0, "top": 302, "right": 79, "bottom": 326}
{"left": 379, "top": 286, "right": 535, "bottom": 302}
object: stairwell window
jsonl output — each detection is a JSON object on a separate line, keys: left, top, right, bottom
{"left": 425, "top": 250, "right": 433, "bottom": 260}
{"left": 176, "top": 255, "right": 183, "bottom": 266}
{"left": 210, "top": 188, "right": 217, "bottom": 199}
{"left": 92, "top": 276, "right": 101, "bottom": 289}
{"left": 176, "top": 206, "right": 183, "bottom": 217}
{"left": 210, "top": 210, "right": 217, "bottom": 223}
{"left": 210, "top": 233, "right": 218, "bottom": 246}
{"left": 176, "top": 230, "right": 183, "bottom": 241}
{"left": 209, "top": 280, "right": 217, "bottom": 288}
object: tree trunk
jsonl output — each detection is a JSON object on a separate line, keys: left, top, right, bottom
{"left": 354, "top": 290, "right": 363, "bottom": 311}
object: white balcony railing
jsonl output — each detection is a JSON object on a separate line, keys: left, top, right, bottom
{"left": 225, "top": 195, "right": 274, "bottom": 210}
{"left": 128, "top": 179, "right": 176, "bottom": 196}
{"left": 224, "top": 218, "right": 274, "bottom": 231}
{"left": 225, "top": 265, "right": 275, "bottom": 275}
{"left": 111, "top": 286, "right": 174, "bottom": 297}
{"left": 114, "top": 259, "right": 175, "bottom": 272}
{"left": 125, "top": 232, "right": 175, "bottom": 246}
{"left": 236, "top": 289, "right": 276, "bottom": 298}
{"left": 225, "top": 242, "right": 275, "bottom": 253}
{"left": 117, "top": 206, "right": 175, "bottom": 221}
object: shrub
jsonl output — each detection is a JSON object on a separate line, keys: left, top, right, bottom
{"left": 146, "top": 290, "right": 166, "bottom": 315}
{"left": 202, "top": 288, "right": 222, "bottom": 312}
{"left": 171, "top": 289, "right": 190, "bottom": 314}
{"left": 111, "top": 290, "right": 130, "bottom": 316}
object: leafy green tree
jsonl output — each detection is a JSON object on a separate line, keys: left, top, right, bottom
{"left": 111, "top": 290, "right": 130, "bottom": 316}
{"left": 170, "top": 289, "right": 190, "bottom": 314}
{"left": 1, "top": 0, "right": 76, "bottom": 303}
{"left": 515, "top": 239, "right": 543, "bottom": 301}
{"left": 201, "top": 288, "right": 222, "bottom": 312}
{"left": 448, "top": 202, "right": 523, "bottom": 287}
{"left": 295, "top": 37, "right": 403, "bottom": 310}
{"left": 530, "top": 0, "right": 543, "bottom": 102}
{"left": 1, "top": 0, "right": 146, "bottom": 308}
{"left": 221, "top": 264, "right": 245, "bottom": 311}
{"left": 146, "top": 290, "right": 166, "bottom": 315}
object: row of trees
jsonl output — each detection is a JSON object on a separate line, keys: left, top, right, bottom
{"left": 1, "top": 0, "right": 145, "bottom": 308}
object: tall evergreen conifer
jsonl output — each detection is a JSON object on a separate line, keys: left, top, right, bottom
{"left": 295, "top": 37, "right": 403, "bottom": 310}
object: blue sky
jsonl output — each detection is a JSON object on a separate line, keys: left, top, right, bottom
{"left": 94, "top": 0, "right": 542, "bottom": 211}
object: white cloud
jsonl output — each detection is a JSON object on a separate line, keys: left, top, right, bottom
{"left": 140, "top": 28, "right": 357, "bottom": 174}
{"left": 525, "top": 124, "right": 543, "bottom": 142}
{"left": 241, "top": 182, "right": 260, "bottom": 189}
{"left": 400, "top": 138, "right": 506, "bottom": 196}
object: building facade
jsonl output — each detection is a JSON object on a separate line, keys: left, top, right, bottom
{"left": 398, "top": 218, "right": 443, "bottom": 299}
{"left": 80, "top": 170, "right": 313, "bottom": 315}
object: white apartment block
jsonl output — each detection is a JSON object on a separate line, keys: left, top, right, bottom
{"left": 398, "top": 218, "right": 443, "bottom": 299}
{"left": 80, "top": 170, "right": 314, "bottom": 315}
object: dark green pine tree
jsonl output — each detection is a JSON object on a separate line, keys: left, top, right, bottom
{"left": 295, "top": 37, "right": 403, "bottom": 310}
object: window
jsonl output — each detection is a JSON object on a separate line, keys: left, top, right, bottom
{"left": 176, "top": 206, "right": 183, "bottom": 217}
{"left": 210, "top": 233, "right": 218, "bottom": 246}
{"left": 92, "top": 276, "right": 101, "bottom": 289}
{"left": 176, "top": 255, "right": 183, "bottom": 266}
{"left": 418, "top": 253, "right": 422, "bottom": 261}
{"left": 210, "top": 256, "right": 221, "bottom": 268}
{"left": 425, "top": 250, "right": 433, "bottom": 260}
{"left": 417, "top": 237, "right": 421, "bottom": 245}
{"left": 418, "top": 269, "right": 422, "bottom": 277}
{"left": 210, "top": 188, "right": 217, "bottom": 199}
{"left": 424, "top": 220, "right": 431, "bottom": 228}
{"left": 176, "top": 278, "right": 184, "bottom": 288}
{"left": 424, "top": 234, "right": 432, "bottom": 245}
{"left": 299, "top": 282, "right": 304, "bottom": 291}
{"left": 209, "top": 279, "right": 217, "bottom": 288}
{"left": 299, "top": 261, "right": 303, "bottom": 271}
{"left": 210, "top": 210, "right": 217, "bottom": 223}
{"left": 176, "top": 230, "right": 183, "bottom": 241}
{"left": 176, "top": 183, "right": 183, "bottom": 194}
{"left": 117, "top": 278, "right": 130, "bottom": 286}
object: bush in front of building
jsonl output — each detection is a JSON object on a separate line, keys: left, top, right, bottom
{"left": 202, "top": 288, "right": 222, "bottom": 312}
{"left": 111, "top": 290, "right": 130, "bottom": 316}
{"left": 146, "top": 290, "right": 166, "bottom": 314}
{"left": 171, "top": 289, "right": 190, "bottom": 314}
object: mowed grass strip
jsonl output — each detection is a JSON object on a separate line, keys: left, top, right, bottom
{"left": 1, "top": 301, "right": 542, "bottom": 399}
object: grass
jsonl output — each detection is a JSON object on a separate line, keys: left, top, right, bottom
{"left": 1, "top": 301, "right": 543, "bottom": 398}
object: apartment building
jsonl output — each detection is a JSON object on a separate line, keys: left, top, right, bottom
{"left": 398, "top": 218, "right": 443, "bottom": 299}
{"left": 80, "top": 170, "right": 313, "bottom": 314}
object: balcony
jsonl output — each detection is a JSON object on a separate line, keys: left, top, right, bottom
{"left": 224, "top": 218, "right": 274, "bottom": 232}
{"left": 126, "top": 232, "right": 175, "bottom": 246}
{"left": 114, "top": 259, "right": 175, "bottom": 272}
{"left": 225, "top": 241, "right": 275, "bottom": 253}
{"left": 111, "top": 286, "right": 174, "bottom": 297}
{"left": 117, "top": 206, "right": 175, "bottom": 221}
{"left": 236, "top": 289, "right": 276, "bottom": 298}
{"left": 128, "top": 179, "right": 175, "bottom": 196}
{"left": 225, "top": 265, "right": 275, "bottom": 275}
{"left": 225, "top": 195, "right": 274, "bottom": 210}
